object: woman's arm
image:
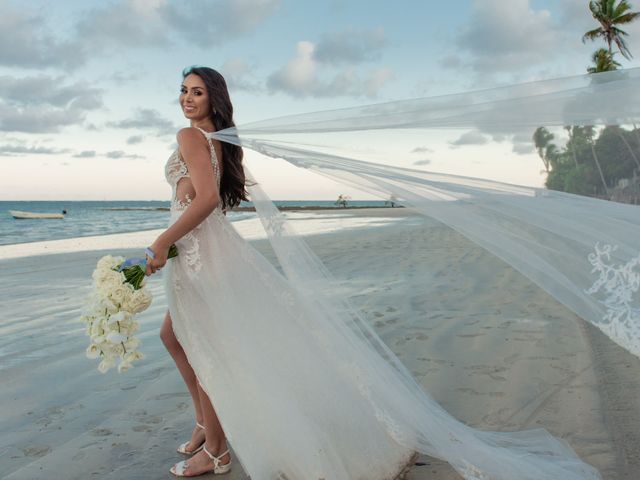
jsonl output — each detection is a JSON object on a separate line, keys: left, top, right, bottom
{"left": 146, "top": 127, "right": 219, "bottom": 275}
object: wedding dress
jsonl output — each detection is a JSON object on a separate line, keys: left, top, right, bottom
{"left": 163, "top": 126, "right": 602, "bottom": 479}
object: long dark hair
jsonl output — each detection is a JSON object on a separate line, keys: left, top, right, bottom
{"left": 182, "top": 66, "right": 250, "bottom": 210}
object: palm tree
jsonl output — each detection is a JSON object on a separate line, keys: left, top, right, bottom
{"left": 533, "top": 127, "right": 554, "bottom": 172}
{"left": 384, "top": 194, "right": 398, "bottom": 208}
{"left": 564, "top": 126, "right": 579, "bottom": 167}
{"left": 582, "top": 0, "right": 640, "bottom": 60}
{"left": 335, "top": 194, "right": 351, "bottom": 208}
{"left": 587, "top": 47, "right": 622, "bottom": 72}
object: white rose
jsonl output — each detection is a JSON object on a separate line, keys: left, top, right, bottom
{"left": 96, "top": 255, "right": 125, "bottom": 271}
{"left": 117, "top": 361, "right": 132, "bottom": 373}
{"left": 86, "top": 343, "right": 101, "bottom": 359}
{"left": 106, "top": 311, "right": 129, "bottom": 325}
{"left": 97, "top": 273, "right": 123, "bottom": 293}
{"left": 124, "top": 337, "right": 140, "bottom": 350}
{"left": 124, "top": 289, "right": 152, "bottom": 314}
{"left": 93, "top": 268, "right": 123, "bottom": 287}
{"left": 90, "top": 322, "right": 104, "bottom": 337}
{"left": 106, "top": 332, "right": 127, "bottom": 344}
{"left": 124, "top": 350, "right": 144, "bottom": 362}
{"left": 109, "top": 285, "right": 132, "bottom": 306}
{"left": 99, "top": 297, "right": 119, "bottom": 315}
{"left": 98, "top": 358, "right": 115, "bottom": 373}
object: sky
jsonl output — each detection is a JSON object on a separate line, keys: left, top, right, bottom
{"left": 2, "top": 0, "right": 640, "bottom": 200}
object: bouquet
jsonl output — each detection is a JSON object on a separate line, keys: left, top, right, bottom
{"left": 80, "top": 245, "right": 178, "bottom": 373}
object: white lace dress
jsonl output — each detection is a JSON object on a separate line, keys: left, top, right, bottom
{"left": 162, "top": 127, "right": 417, "bottom": 480}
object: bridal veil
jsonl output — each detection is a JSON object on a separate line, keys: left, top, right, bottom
{"left": 206, "top": 68, "right": 640, "bottom": 479}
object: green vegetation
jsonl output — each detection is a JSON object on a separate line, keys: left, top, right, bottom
{"left": 582, "top": 0, "right": 640, "bottom": 60}
{"left": 537, "top": 126, "right": 640, "bottom": 197}
{"left": 335, "top": 194, "right": 350, "bottom": 208}
{"left": 536, "top": 0, "right": 640, "bottom": 202}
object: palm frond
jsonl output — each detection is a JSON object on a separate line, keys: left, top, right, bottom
{"left": 612, "top": 0, "right": 633, "bottom": 17}
{"left": 614, "top": 12, "right": 640, "bottom": 24}
{"left": 614, "top": 34, "right": 632, "bottom": 58}
{"left": 582, "top": 27, "right": 604, "bottom": 42}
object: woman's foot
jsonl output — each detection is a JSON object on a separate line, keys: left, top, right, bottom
{"left": 177, "top": 422, "right": 206, "bottom": 455}
{"left": 170, "top": 442, "right": 231, "bottom": 477}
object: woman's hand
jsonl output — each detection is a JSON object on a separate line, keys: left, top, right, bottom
{"left": 145, "top": 238, "right": 170, "bottom": 276}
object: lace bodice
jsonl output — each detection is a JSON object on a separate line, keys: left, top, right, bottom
{"left": 164, "top": 126, "right": 222, "bottom": 211}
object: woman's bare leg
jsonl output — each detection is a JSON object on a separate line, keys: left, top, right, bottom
{"left": 160, "top": 310, "right": 205, "bottom": 450}
{"left": 175, "top": 383, "right": 231, "bottom": 475}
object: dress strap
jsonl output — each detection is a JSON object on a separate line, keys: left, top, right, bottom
{"left": 193, "top": 126, "right": 213, "bottom": 140}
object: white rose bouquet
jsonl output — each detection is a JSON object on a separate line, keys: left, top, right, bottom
{"left": 80, "top": 245, "right": 178, "bottom": 373}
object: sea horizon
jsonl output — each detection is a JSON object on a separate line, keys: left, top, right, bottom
{"left": 1, "top": 199, "right": 392, "bottom": 246}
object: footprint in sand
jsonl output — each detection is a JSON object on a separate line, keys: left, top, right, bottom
{"left": 144, "top": 415, "right": 163, "bottom": 424}
{"left": 153, "top": 392, "right": 190, "bottom": 401}
{"left": 457, "top": 387, "right": 506, "bottom": 398}
{"left": 133, "top": 425, "right": 153, "bottom": 432}
{"left": 91, "top": 428, "right": 113, "bottom": 437}
{"left": 72, "top": 451, "right": 86, "bottom": 461}
{"left": 456, "top": 333, "right": 486, "bottom": 338}
{"left": 22, "top": 445, "right": 51, "bottom": 457}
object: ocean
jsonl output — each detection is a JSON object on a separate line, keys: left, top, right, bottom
{"left": 0, "top": 200, "right": 388, "bottom": 246}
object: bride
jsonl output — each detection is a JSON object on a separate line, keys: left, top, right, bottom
{"left": 144, "top": 66, "right": 603, "bottom": 479}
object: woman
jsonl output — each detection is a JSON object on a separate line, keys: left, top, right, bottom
{"left": 147, "top": 66, "right": 245, "bottom": 476}
{"left": 145, "top": 66, "right": 602, "bottom": 480}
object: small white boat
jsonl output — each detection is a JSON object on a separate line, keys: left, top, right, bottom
{"left": 10, "top": 209, "right": 66, "bottom": 219}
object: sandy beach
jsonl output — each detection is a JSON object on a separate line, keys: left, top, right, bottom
{"left": 1, "top": 207, "right": 638, "bottom": 479}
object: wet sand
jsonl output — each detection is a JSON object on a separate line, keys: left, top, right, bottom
{"left": 1, "top": 208, "right": 637, "bottom": 479}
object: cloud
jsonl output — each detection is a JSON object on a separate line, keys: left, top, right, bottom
{"left": 72, "top": 149, "right": 143, "bottom": 159}
{"left": 105, "top": 150, "right": 144, "bottom": 159}
{"left": 221, "top": 58, "right": 262, "bottom": 92}
{"left": 73, "top": 150, "right": 97, "bottom": 158}
{"left": 0, "top": 143, "right": 71, "bottom": 156}
{"left": 127, "top": 135, "right": 144, "bottom": 144}
{"left": 313, "top": 27, "right": 386, "bottom": 65}
{"left": 413, "top": 159, "right": 432, "bottom": 166}
{"left": 439, "top": 55, "right": 463, "bottom": 70}
{"left": 0, "top": 2, "right": 84, "bottom": 69}
{"left": 454, "top": 0, "right": 560, "bottom": 74}
{"left": 411, "top": 146, "right": 433, "bottom": 154}
{"left": 74, "top": 0, "right": 169, "bottom": 54}
{"left": 4, "top": 0, "right": 279, "bottom": 71}
{"left": 512, "top": 142, "right": 535, "bottom": 155}
{"left": 509, "top": 131, "right": 535, "bottom": 155}
{"left": 0, "top": 75, "right": 102, "bottom": 108}
{"left": 107, "top": 108, "right": 177, "bottom": 136}
{"left": 267, "top": 41, "right": 393, "bottom": 98}
{"left": 0, "top": 75, "right": 103, "bottom": 133}
{"left": 449, "top": 131, "right": 489, "bottom": 147}
{"left": 110, "top": 71, "right": 141, "bottom": 85}
{"left": 163, "top": 0, "right": 281, "bottom": 48}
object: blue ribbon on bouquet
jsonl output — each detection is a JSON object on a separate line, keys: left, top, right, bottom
{"left": 117, "top": 248, "right": 156, "bottom": 272}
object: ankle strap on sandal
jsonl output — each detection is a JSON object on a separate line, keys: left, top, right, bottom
{"left": 203, "top": 445, "right": 229, "bottom": 465}
{"left": 195, "top": 422, "right": 205, "bottom": 429}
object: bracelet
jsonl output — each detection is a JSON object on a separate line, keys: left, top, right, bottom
{"left": 145, "top": 247, "right": 156, "bottom": 259}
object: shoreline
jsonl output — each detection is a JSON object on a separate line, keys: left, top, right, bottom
{"left": 0, "top": 207, "right": 418, "bottom": 260}
{"left": 101, "top": 205, "right": 405, "bottom": 212}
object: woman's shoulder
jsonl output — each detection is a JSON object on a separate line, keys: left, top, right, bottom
{"left": 176, "top": 127, "right": 209, "bottom": 146}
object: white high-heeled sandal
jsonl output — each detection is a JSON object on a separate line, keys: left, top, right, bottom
{"left": 170, "top": 444, "right": 232, "bottom": 477}
{"left": 176, "top": 422, "right": 205, "bottom": 455}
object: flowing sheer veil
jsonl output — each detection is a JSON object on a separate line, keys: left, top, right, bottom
{"left": 207, "top": 68, "right": 639, "bottom": 479}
